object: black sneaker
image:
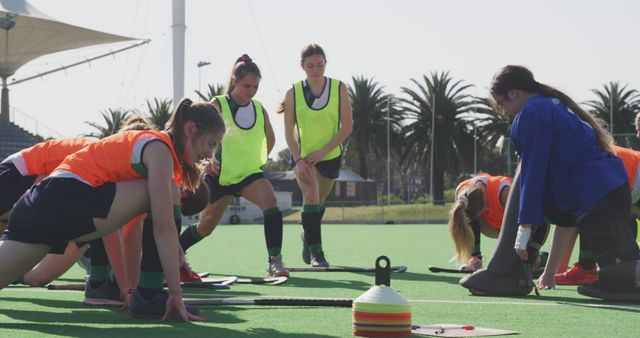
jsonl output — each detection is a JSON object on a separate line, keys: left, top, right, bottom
{"left": 301, "top": 231, "right": 311, "bottom": 265}
{"left": 310, "top": 250, "right": 330, "bottom": 268}
{"left": 84, "top": 279, "right": 123, "bottom": 307}
{"left": 128, "top": 289, "right": 200, "bottom": 320}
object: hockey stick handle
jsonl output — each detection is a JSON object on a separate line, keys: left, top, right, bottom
{"left": 186, "top": 297, "right": 353, "bottom": 307}
{"left": 47, "top": 284, "right": 86, "bottom": 291}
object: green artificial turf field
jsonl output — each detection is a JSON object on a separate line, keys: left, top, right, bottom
{"left": 1, "top": 223, "right": 638, "bottom": 337}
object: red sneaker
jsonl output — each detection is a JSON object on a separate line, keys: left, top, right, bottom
{"left": 555, "top": 262, "right": 598, "bottom": 285}
{"left": 180, "top": 267, "right": 202, "bottom": 283}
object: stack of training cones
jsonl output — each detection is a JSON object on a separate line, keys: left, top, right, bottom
{"left": 352, "top": 256, "right": 411, "bottom": 337}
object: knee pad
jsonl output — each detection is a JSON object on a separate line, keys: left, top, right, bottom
{"left": 599, "top": 261, "right": 640, "bottom": 293}
{"left": 460, "top": 263, "right": 533, "bottom": 296}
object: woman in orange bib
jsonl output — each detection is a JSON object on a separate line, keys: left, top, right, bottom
{"left": 0, "top": 99, "right": 224, "bottom": 322}
{"left": 449, "top": 173, "right": 511, "bottom": 270}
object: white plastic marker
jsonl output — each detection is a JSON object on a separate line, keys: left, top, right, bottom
{"left": 412, "top": 324, "right": 475, "bottom": 334}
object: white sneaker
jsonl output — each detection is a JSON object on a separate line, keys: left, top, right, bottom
{"left": 268, "top": 254, "right": 290, "bottom": 277}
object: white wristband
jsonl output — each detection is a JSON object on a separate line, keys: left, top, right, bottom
{"left": 514, "top": 226, "right": 531, "bottom": 251}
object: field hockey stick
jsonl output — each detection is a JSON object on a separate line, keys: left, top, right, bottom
{"left": 185, "top": 297, "right": 352, "bottom": 307}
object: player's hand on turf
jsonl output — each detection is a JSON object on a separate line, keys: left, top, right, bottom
{"left": 204, "top": 159, "right": 220, "bottom": 176}
{"left": 537, "top": 271, "right": 555, "bottom": 290}
{"left": 162, "top": 293, "right": 207, "bottom": 322}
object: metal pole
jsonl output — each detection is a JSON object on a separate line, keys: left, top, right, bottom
{"left": 473, "top": 124, "right": 477, "bottom": 173}
{"left": 610, "top": 97, "right": 614, "bottom": 138}
{"left": 172, "top": 0, "right": 186, "bottom": 106}
{"left": 430, "top": 96, "right": 435, "bottom": 204}
{"left": 387, "top": 97, "right": 391, "bottom": 205}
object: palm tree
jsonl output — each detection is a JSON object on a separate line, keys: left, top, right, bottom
{"left": 84, "top": 108, "right": 131, "bottom": 139}
{"left": 399, "top": 71, "right": 475, "bottom": 205}
{"left": 584, "top": 82, "right": 640, "bottom": 148}
{"left": 195, "top": 83, "right": 225, "bottom": 101}
{"left": 470, "top": 97, "right": 514, "bottom": 175}
{"left": 146, "top": 98, "right": 172, "bottom": 130}
{"left": 345, "top": 75, "right": 404, "bottom": 180}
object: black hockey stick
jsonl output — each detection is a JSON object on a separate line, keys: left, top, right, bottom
{"left": 185, "top": 297, "right": 352, "bottom": 307}
{"left": 287, "top": 265, "right": 407, "bottom": 273}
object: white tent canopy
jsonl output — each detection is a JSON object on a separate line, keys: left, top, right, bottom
{"left": 0, "top": 0, "right": 135, "bottom": 121}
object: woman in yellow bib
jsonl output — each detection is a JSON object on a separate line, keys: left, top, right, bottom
{"left": 279, "top": 44, "right": 353, "bottom": 267}
{"left": 178, "top": 55, "right": 289, "bottom": 277}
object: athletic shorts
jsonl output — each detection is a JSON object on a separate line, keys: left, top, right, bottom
{"left": 290, "top": 155, "right": 342, "bottom": 180}
{"left": 0, "top": 162, "right": 37, "bottom": 215}
{"left": 204, "top": 172, "right": 264, "bottom": 203}
{"left": 2, "top": 177, "right": 116, "bottom": 254}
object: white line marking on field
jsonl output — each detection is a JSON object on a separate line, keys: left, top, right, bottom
{"left": 5, "top": 288, "right": 640, "bottom": 311}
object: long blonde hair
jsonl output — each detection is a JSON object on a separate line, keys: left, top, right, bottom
{"left": 449, "top": 183, "right": 485, "bottom": 265}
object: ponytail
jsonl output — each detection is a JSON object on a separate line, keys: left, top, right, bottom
{"left": 448, "top": 183, "right": 486, "bottom": 265}
{"left": 449, "top": 199, "right": 475, "bottom": 265}
{"left": 275, "top": 99, "right": 285, "bottom": 114}
{"left": 537, "top": 83, "right": 614, "bottom": 154}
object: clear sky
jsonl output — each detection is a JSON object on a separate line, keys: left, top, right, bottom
{"left": 10, "top": 0, "right": 640, "bottom": 154}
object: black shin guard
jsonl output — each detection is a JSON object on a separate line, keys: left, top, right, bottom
{"left": 264, "top": 210, "right": 283, "bottom": 255}
{"left": 470, "top": 220, "right": 482, "bottom": 257}
{"left": 140, "top": 216, "right": 163, "bottom": 281}
{"left": 301, "top": 211, "right": 322, "bottom": 248}
{"left": 89, "top": 238, "right": 109, "bottom": 266}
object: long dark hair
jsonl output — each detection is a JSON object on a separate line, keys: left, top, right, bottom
{"left": 165, "top": 98, "right": 225, "bottom": 191}
{"left": 491, "top": 65, "right": 613, "bottom": 154}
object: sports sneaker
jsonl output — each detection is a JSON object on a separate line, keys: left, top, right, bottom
{"left": 462, "top": 256, "right": 482, "bottom": 271}
{"left": 310, "top": 251, "right": 330, "bottom": 268}
{"left": 84, "top": 279, "right": 123, "bottom": 307}
{"left": 180, "top": 266, "right": 202, "bottom": 283}
{"left": 128, "top": 289, "right": 200, "bottom": 320}
{"left": 555, "top": 261, "right": 598, "bottom": 285}
{"left": 301, "top": 231, "right": 311, "bottom": 264}
{"left": 268, "top": 254, "right": 290, "bottom": 277}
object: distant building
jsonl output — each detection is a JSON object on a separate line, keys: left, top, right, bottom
{"left": 265, "top": 169, "right": 377, "bottom": 206}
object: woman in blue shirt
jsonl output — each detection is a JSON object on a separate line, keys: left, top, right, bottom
{"left": 490, "top": 65, "right": 640, "bottom": 300}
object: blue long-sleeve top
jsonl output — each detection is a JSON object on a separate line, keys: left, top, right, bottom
{"left": 510, "top": 94, "right": 627, "bottom": 225}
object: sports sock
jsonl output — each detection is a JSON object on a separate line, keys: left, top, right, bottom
{"left": 179, "top": 224, "right": 204, "bottom": 252}
{"left": 138, "top": 215, "right": 163, "bottom": 300}
{"left": 88, "top": 238, "right": 111, "bottom": 288}
{"left": 578, "top": 234, "right": 596, "bottom": 270}
{"left": 263, "top": 207, "right": 283, "bottom": 257}
{"left": 470, "top": 220, "right": 482, "bottom": 257}
{"left": 302, "top": 204, "right": 323, "bottom": 253}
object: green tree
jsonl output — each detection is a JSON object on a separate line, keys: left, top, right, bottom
{"left": 471, "top": 97, "right": 514, "bottom": 175}
{"left": 84, "top": 108, "right": 131, "bottom": 139}
{"left": 345, "top": 76, "right": 404, "bottom": 180}
{"left": 400, "top": 71, "right": 475, "bottom": 205}
{"left": 584, "top": 82, "right": 640, "bottom": 147}
{"left": 264, "top": 148, "right": 292, "bottom": 171}
{"left": 195, "top": 83, "right": 225, "bottom": 102}
{"left": 146, "top": 98, "right": 172, "bottom": 130}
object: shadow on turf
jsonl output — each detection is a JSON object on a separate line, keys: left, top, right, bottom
{"left": 0, "top": 322, "right": 338, "bottom": 338}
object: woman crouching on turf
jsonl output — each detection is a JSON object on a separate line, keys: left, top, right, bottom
{"left": 0, "top": 98, "right": 224, "bottom": 321}
{"left": 178, "top": 54, "right": 289, "bottom": 277}
{"left": 449, "top": 173, "right": 511, "bottom": 270}
{"left": 491, "top": 65, "right": 640, "bottom": 300}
